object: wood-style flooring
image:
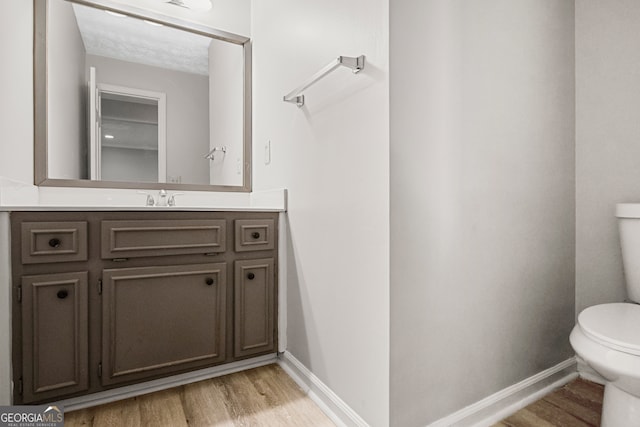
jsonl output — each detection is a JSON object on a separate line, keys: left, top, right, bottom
{"left": 493, "top": 378, "right": 605, "bottom": 427}
{"left": 64, "top": 364, "right": 336, "bottom": 427}
{"left": 64, "top": 367, "right": 604, "bottom": 427}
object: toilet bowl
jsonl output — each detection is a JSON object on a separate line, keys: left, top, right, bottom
{"left": 570, "top": 303, "right": 640, "bottom": 426}
{"left": 569, "top": 204, "right": 640, "bottom": 426}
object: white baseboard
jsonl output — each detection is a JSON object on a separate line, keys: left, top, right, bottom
{"left": 428, "top": 357, "right": 578, "bottom": 427}
{"left": 58, "top": 354, "right": 277, "bottom": 412}
{"left": 278, "top": 351, "right": 370, "bottom": 427}
{"left": 59, "top": 350, "right": 578, "bottom": 427}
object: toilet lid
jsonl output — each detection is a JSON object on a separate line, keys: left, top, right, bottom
{"left": 578, "top": 303, "right": 640, "bottom": 356}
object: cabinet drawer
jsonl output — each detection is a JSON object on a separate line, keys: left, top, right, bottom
{"left": 101, "top": 219, "right": 226, "bottom": 259}
{"left": 21, "top": 221, "right": 88, "bottom": 264}
{"left": 234, "top": 219, "right": 275, "bottom": 252}
{"left": 101, "top": 263, "right": 227, "bottom": 385}
{"left": 21, "top": 272, "right": 89, "bottom": 403}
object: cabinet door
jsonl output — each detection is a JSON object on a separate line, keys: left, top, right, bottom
{"left": 234, "top": 259, "right": 275, "bottom": 358}
{"left": 101, "top": 263, "right": 226, "bottom": 385}
{"left": 21, "top": 272, "right": 89, "bottom": 403}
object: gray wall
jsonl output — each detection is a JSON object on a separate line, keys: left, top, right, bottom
{"left": 389, "top": 1, "right": 576, "bottom": 425}
{"left": 47, "top": 0, "right": 86, "bottom": 180}
{"left": 252, "top": 0, "right": 390, "bottom": 425}
{"left": 208, "top": 38, "right": 243, "bottom": 186}
{"left": 0, "top": 1, "right": 32, "bottom": 186}
{"left": 87, "top": 55, "right": 210, "bottom": 185}
{"left": 101, "top": 147, "right": 159, "bottom": 183}
{"left": 575, "top": 0, "right": 640, "bottom": 315}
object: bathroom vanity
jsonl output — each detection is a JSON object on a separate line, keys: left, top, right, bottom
{"left": 0, "top": 0, "right": 284, "bottom": 407}
{"left": 9, "top": 210, "right": 278, "bottom": 404}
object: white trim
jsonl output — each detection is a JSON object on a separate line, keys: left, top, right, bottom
{"left": 88, "top": 67, "right": 98, "bottom": 180}
{"left": 96, "top": 83, "right": 167, "bottom": 183}
{"left": 278, "top": 351, "right": 370, "bottom": 427}
{"left": 428, "top": 357, "right": 578, "bottom": 427}
{"left": 57, "top": 354, "right": 277, "bottom": 412}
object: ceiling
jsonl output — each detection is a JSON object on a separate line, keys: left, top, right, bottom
{"left": 72, "top": 2, "right": 211, "bottom": 75}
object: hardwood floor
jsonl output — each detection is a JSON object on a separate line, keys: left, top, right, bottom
{"left": 64, "top": 368, "right": 604, "bottom": 427}
{"left": 493, "top": 378, "right": 605, "bottom": 427}
{"left": 64, "top": 364, "right": 336, "bottom": 427}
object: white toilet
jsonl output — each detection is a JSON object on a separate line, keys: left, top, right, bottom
{"left": 570, "top": 203, "right": 640, "bottom": 426}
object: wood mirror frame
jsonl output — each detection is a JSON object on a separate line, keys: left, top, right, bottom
{"left": 33, "top": 0, "right": 252, "bottom": 192}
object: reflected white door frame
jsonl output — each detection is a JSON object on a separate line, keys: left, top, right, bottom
{"left": 89, "top": 76, "right": 167, "bottom": 183}
{"left": 89, "top": 67, "right": 98, "bottom": 180}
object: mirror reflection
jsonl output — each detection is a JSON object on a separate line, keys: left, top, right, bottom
{"left": 39, "top": 0, "right": 250, "bottom": 190}
{"left": 97, "top": 86, "right": 163, "bottom": 183}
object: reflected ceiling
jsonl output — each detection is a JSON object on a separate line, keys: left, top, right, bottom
{"left": 72, "top": 3, "right": 211, "bottom": 75}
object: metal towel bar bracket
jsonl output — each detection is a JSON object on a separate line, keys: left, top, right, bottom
{"left": 204, "top": 146, "right": 227, "bottom": 160}
{"left": 283, "top": 55, "right": 366, "bottom": 108}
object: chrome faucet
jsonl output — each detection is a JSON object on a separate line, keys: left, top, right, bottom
{"left": 156, "top": 189, "right": 169, "bottom": 206}
{"left": 138, "top": 190, "right": 183, "bottom": 207}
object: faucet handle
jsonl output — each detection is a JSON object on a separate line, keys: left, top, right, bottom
{"left": 137, "top": 191, "right": 155, "bottom": 206}
{"left": 168, "top": 192, "right": 185, "bottom": 207}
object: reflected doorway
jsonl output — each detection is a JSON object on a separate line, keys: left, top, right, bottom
{"left": 89, "top": 69, "right": 166, "bottom": 183}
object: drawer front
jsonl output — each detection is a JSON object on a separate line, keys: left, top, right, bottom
{"left": 101, "top": 219, "right": 226, "bottom": 259}
{"left": 101, "top": 263, "right": 227, "bottom": 385}
{"left": 21, "top": 221, "right": 88, "bottom": 264}
{"left": 21, "top": 271, "right": 89, "bottom": 403}
{"left": 234, "top": 219, "right": 275, "bottom": 252}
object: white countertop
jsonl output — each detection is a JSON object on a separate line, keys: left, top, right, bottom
{"left": 0, "top": 206, "right": 284, "bottom": 212}
{"left": 0, "top": 179, "right": 287, "bottom": 212}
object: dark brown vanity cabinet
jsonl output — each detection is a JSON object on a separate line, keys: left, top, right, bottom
{"left": 11, "top": 211, "right": 278, "bottom": 404}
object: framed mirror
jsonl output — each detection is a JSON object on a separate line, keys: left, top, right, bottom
{"left": 34, "top": 0, "right": 252, "bottom": 192}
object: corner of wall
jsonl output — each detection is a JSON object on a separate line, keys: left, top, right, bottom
{"left": 0, "top": 212, "right": 13, "bottom": 404}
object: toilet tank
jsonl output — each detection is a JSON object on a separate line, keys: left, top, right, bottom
{"left": 616, "top": 203, "right": 640, "bottom": 303}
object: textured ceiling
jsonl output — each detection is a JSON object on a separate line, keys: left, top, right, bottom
{"left": 72, "top": 3, "right": 211, "bottom": 75}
